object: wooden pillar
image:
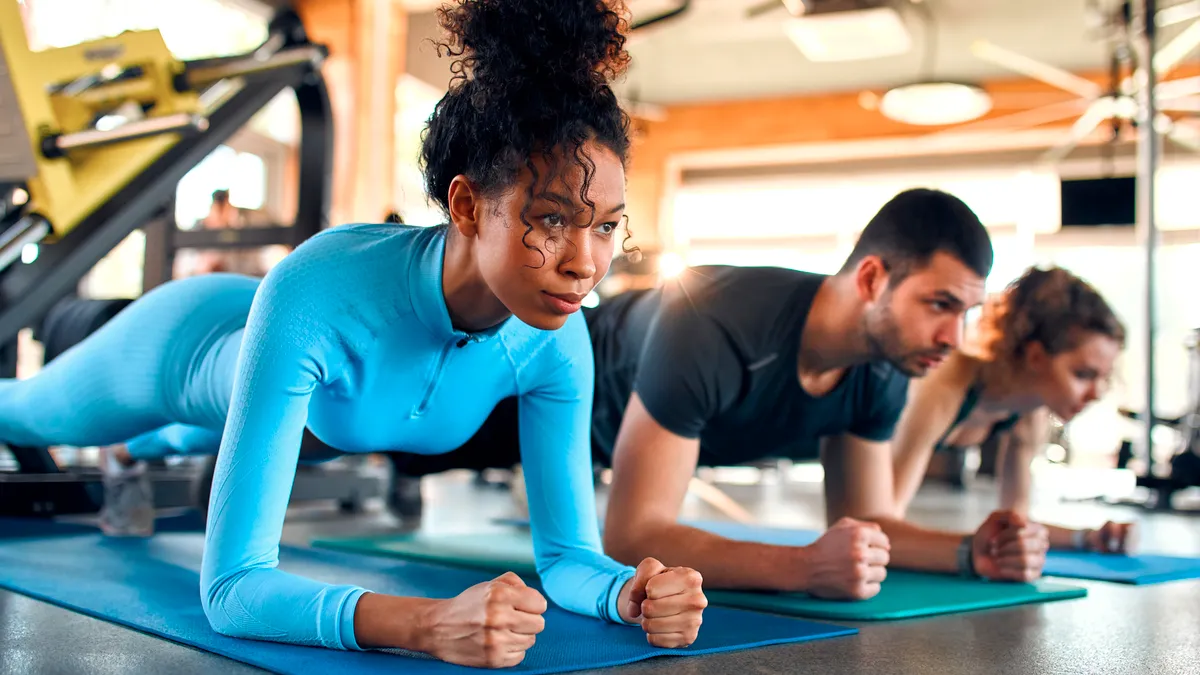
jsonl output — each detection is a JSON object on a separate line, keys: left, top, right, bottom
{"left": 295, "top": 0, "right": 407, "bottom": 227}
{"left": 352, "top": 0, "right": 407, "bottom": 223}
{"left": 625, "top": 124, "right": 668, "bottom": 252}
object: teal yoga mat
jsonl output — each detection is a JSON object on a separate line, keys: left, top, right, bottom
{"left": 666, "top": 520, "right": 1200, "bottom": 586}
{"left": 313, "top": 528, "right": 1087, "bottom": 621}
{"left": 704, "top": 570, "right": 1085, "bottom": 620}
{"left": 493, "top": 517, "right": 1200, "bottom": 586}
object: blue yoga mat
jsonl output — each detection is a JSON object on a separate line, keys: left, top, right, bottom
{"left": 0, "top": 530, "right": 856, "bottom": 675}
{"left": 682, "top": 521, "right": 1200, "bottom": 586}
{"left": 1041, "top": 551, "right": 1200, "bottom": 585}
{"left": 495, "top": 518, "right": 1200, "bottom": 586}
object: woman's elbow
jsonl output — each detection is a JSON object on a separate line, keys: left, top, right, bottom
{"left": 202, "top": 600, "right": 241, "bottom": 638}
{"left": 201, "top": 579, "right": 237, "bottom": 636}
{"left": 533, "top": 548, "right": 620, "bottom": 620}
{"left": 200, "top": 571, "right": 257, "bottom": 639}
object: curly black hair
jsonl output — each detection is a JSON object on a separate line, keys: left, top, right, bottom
{"left": 420, "top": 0, "right": 634, "bottom": 260}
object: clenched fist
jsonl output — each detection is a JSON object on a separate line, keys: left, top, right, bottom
{"left": 800, "top": 517, "right": 890, "bottom": 600}
{"left": 619, "top": 557, "right": 707, "bottom": 648}
{"left": 420, "top": 571, "right": 547, "bottom": 668}
{"left": 1082, "top": 521, "right": 1137, "bottom": 554}
{"left": 972, "top": 510, "right": 1048, "bottom": 582}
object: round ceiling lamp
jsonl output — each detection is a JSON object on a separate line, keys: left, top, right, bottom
{"left": 879, "top": 81, "right": 993, "bottom": 126}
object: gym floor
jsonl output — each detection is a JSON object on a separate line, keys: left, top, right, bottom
{"left": 2, "top": 469, "right": 1197, "bottom": 675}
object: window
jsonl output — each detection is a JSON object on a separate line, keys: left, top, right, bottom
{"left": 670, "top": 168, "right": 1057, "bottom": 270}
{"left": 230, "top": 152, "right": 266, "bottom": 210}
{"left": 393, "top": 75, "right": 447, "bottom": 226}
{"left": 174, "top": 146, "right": 266, "bottom": 228}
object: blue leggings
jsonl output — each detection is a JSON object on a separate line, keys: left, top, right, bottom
{"left": 0, "top": 275, "right": 255, "bottom": 461}
{"left": 125, "top": 424, "right": 225, "bottom": 460}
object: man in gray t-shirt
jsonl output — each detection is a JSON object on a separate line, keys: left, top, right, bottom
{"left": 594, "top": 188, "right": 1049, "bottom": 600}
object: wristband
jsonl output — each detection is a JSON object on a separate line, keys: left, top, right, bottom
{"left": 957, "top": 535, "right": 978, "bottom": 578}
{"left": 1073, "top": 528, "right": 1095, "bottom": 551}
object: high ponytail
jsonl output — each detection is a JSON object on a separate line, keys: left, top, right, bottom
{"left": 419, "top": 0, "right": 634, "bottom": 258}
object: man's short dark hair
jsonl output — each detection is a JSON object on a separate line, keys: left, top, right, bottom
{"left": 839, "top": 188, "right": 993, "bottom": 283}
{"left": 211, "top": 189, "right": 231, "bottom": 206}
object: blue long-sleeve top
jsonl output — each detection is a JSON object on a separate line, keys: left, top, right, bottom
{"left": 199, "top": 223, "right": 636, "bottom": 649}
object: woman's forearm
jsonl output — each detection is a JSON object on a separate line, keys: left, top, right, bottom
{"left": 353, "top": 592, "right": 441, "bottom": 651}
{"left": 996, "top": 433, "right": 1034, "bottom": 514}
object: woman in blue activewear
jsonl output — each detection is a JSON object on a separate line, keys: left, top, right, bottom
{"left": 0, "top": 0, "right": 707, "bottom": 667}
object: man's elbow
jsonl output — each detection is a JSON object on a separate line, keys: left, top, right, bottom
{"left": 603, "top": 517, "right": 664, "bottom": 566}
{"left": 604, "top": 514, "right": 652, "bottom": 562}
{"left": 602, "top": 528, "right": 636, "bottom": 566}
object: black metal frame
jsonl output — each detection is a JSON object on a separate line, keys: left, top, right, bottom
{"left": 0, "top": 466, "right": 200, "bottom": 517}
{"left": 1126, "top": 1, "right": 1200, "bottom": 511}
{"left": 139, "top": 200, "right": 176, "bottom": 291}
{"left": 630, "top": 0, "right": 691, "bottom": 31}
{"left": 0, "top": 337, "right": 14, "bottom": 379}
{"left": 144, "top": 225, "right": 310, "bottom": 291}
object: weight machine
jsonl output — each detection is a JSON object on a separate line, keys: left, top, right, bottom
{"left": 0, "top": 1, "right": 385, "bottom": 517}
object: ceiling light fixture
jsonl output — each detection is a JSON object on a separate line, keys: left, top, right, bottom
{"left": 879, "top": 80, "right": 993, "bottom": 126}
{"left": 783, "top": 6, "right": 912, "bottom": 62}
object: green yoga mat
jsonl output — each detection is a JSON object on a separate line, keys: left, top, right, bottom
{"left": 313, "top": 530, "right": 1088, "bottom": 621}
{"left": 703, "top": 571, "right": 1085, "bottom": 621}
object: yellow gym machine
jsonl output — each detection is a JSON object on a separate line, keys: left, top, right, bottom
{"left": 0, "top": 0, "right": 330, "bottom": 352}
{"left": 0, "top": 2, "right": 387, "bottom": 519}
{"left": 0, "top": 0, "right": 206, "bottom": 265}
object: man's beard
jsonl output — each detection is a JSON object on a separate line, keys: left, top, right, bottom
{"left": 863, "top": 301, "right": 943, "bottom": 377}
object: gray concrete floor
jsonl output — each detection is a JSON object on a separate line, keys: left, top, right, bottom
{"left": 2, "top": 467, "right": 1198, "bottom": 674}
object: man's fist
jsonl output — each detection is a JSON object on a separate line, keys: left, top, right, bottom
{"left": 1083, "top": 521, "right": 1137, "bottom": 554}
{"left": 972, "top": 510, "right": 1048, "bottom": 582}
{"left": 800, "top": 517, "right": 890, "bottom": 600}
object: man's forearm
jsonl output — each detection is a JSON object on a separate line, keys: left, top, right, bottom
{"left": 872, "top": 516, "right": 969, "bottom": 575}
{"left": 605, "top": 521, "right": 807, "bottom": 592}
